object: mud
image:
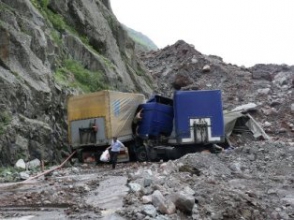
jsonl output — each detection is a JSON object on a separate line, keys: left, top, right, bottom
{"left": 0, "top": 163, "right": 136, "bottom": 220}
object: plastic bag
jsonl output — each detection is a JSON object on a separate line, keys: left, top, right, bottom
{"left": 100, "top": 149, "right": 110, "bottom": 162}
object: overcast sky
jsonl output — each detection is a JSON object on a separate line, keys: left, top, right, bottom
{"left": 110, "top": 0, "right": 294, "bottom": 67}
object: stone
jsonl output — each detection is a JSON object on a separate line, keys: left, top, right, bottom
{"left": 15, "top": 159, "right": 26, "bottom": 170}
{"left": 191, "top": 58, "right": 198, "bottom": 64}
{"left": 232, "top": 103, "right": 257, "bottom": 112}
{"left": 172, "top": 192, "right": 195, "bottom": 215}
{"left": 151, "top": 190, "right": 175, "bottom": 214}
{"left": 264, "top": 121, "right": 272, "bottom": 127}
{"left": 152, "top": 190, "right": 166, "bottom": 209}
{"left": 172, "top": 74, "right": 193, "bottom": 90}
{"left": 182, "top": 186, "right": 195, "bottom": 196}
{"left": 26, "top": 158, "right": 41, "bottom": 170}
{"left": 19, "top": 171, "right": 30, "bottom": 180}
{"left": 202, "top": 65, "right": 211, "bottom": 72}
{"left": 71, "top": 167, "right": 79, "bottom": 174}
{"left": 159, "top": 161, "right": 178, "bottom": 175}
{"left": 155, "top": 215, "right": 171, "bottom": 220}
{"left": 128, "top": 182, "right": 142, "bottom": 192}
{"left": 143, "top": 204, "right": 157, "bottom": 217}
{"left": 144, "top": 177, "right": 153, "bottom": 187}
{"left": 142, "top": 195, "right": 153, "bottom": 204}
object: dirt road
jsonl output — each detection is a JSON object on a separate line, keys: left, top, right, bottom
{"left": 0, "top": 163, "right": 134, "bottom": 220}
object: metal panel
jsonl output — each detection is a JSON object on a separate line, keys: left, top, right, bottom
{"left": 138, "top": 102, "right": 174, "bottom": 138}
{"left": 67, "top": 91, "right": 108, "bottom": 121}
{"left": 70, "top": 117, "right": 107, "bottom": 147}
{"left": 174, "top": 90, "right": 225, "bottom": 144}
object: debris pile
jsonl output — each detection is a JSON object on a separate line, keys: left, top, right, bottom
{"left": 0, "top": 140, "right": 293, "bottom": 219}
{"left": 119, "top": 141, "right": 294, "bottom": 219}
{"left": 140, "top": 40, "right": 293, "bottom": 142}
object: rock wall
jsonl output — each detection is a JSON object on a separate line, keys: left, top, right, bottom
{"left": 0, "top": 0, "right": 154, "bottom": 165}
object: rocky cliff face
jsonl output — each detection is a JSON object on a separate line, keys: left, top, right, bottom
{"left": 0, "top": 0, "right": 154, "bottom": 165}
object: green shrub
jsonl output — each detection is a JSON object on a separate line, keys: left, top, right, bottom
{"left": 50, "top": 30, "right": 62, "bottom": 45}
{"left": 54, "top": 59, "right": 108, "bottom": 92}
{"left": 30, "top": 0, "right": 69, "bottom": 32}
{"left": 47, "top": 11, "right": 67, "bottom": 32}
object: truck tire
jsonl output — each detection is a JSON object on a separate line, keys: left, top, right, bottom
{"left": 136, "top": 146, "right": 148, "bottom": 162}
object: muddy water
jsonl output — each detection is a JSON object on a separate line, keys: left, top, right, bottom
{"left": 0, "top": 164, "right": 134, "bottom": 219}
{"left": 0, "top": 207, "right": 68, "bottom": 220}
{"left": 86, "top": 175, "right": 129, "bottom": 219}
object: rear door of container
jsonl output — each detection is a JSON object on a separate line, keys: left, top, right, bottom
{"left": 70, "top": 117, "right": 107, "bottom": 148}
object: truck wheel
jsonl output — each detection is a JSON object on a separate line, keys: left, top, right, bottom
{"left": 136, "top": 146, "right": 148, "bottom": 162}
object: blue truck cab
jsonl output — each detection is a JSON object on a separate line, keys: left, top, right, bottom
{"left": 134, "top": 90, "right": 225, "bottom": 161}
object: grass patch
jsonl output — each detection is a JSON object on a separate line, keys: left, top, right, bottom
{"left": 30, "top": 0, "right": 68, "bottom": 32}
{"left": 54, "top": 59, "right": 108, "bottom": 92}
{"left": 50, "top": 30, "right": 62, "bottom": 45}
{"left": 0, "top": 111, "right": 11, "bottom": 135}
{"left": 0, "top": 166, "right": 19, "bottom": 175}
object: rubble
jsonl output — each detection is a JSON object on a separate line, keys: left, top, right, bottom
{"left": 0, "top": 140, "right": 294, "bottom": 219}
{"left": 140, "top": 40, "right": 294, "bottom": 142}
{"left": 117, "top": 141, "right": 294, "bottom": 219}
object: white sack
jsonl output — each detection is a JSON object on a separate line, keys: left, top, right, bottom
{"left": 100, "top": 149, "right": 110, "bottom": 162}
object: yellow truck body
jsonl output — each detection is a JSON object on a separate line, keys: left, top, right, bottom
{"left": 67, "top": 90, "right": 145, "bottom": 149}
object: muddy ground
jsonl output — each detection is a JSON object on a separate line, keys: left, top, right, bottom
{"left": 0, "top": 162, "right": 135, "bottom": 219}
{"left": 1, "top": 140, "right": 294, "bottom": 220}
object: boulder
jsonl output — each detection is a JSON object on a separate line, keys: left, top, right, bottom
{"left": 143, "top": 204, "right": 157, "bottom": 217}
{"left": 128, "top": 182, "right": 142, "bottom": 192}
{"left": 171, "top": 192, "right": 195, "bottom": 215}
{"left": 15, "top": 159, "right": 26, "bottom": 170}
{"left": 159, "top": 161, "right": 178, "bottom": 175}
{"left": 26, "top": 158, "right": 41, "bottom": 170}
{"left": 19, "top": 171, "right": 30, "bottom": 180}
{"left": 202, "top": 65, "right": 211, "bottom": 72}
{"left": 142, "top": 195, "right": 153, "bottom": 204}
{"left": 152, "top": 190, "right": 176, "bottom": 214}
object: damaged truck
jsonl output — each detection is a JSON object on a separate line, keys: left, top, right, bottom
{"left": 67, "top": 90, "right": 225, "bottom": 162}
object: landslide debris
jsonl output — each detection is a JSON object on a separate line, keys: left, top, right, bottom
{"left": 140, "top": 40, "right": 294, "bottom": 142}
{"left": 120, "top": 141, "right": 294, "bottom": 220}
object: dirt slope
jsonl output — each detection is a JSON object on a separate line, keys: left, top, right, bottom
{"left": 140, "top": 40, "right": 293, "bottom": 142}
